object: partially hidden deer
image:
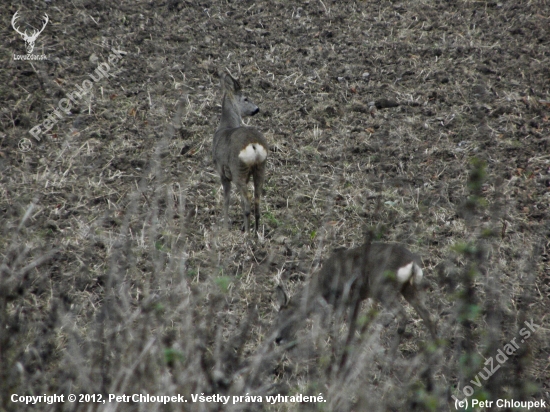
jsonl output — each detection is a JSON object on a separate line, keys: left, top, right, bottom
{"left": 274, "top": 241, "right": 437, "bottom": 345}
{"left": 213, "top": 73, "right": 268, "bottom": 232}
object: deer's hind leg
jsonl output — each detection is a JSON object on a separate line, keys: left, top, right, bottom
{"left": 252, "top": 164, "right": 265, "bottom": 232}
{"left": 401, "top": 284, "right": 437, "bottom": 340}
{"left": 221, "top": 176, "right": 232, "bottom": 229}
{"left": 235, "top": 174, "right": 252, "bottom": 232}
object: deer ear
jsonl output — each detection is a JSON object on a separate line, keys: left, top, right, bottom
{"left": 231, "top": 76, "right": 242, "bottom": 92}
{"left": 275, "top": 285, "right": 289, "bottom": 310}
{"left": 220, "top": 72, "right": 240, "bottom": 93}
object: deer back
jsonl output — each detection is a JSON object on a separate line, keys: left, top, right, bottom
{"left": 213, "top": 127, "right": 267, "bottom": 178}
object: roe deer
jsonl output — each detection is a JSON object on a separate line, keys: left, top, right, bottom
{"left": 213, "top": 72, "right": 268, "bottom": 232}
{"left": 274, "top": 241, "right": 437, "bottom": 345}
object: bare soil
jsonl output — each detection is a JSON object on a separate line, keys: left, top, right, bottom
{"left": 1, "top": 1, "right": 549, "bottom": 411}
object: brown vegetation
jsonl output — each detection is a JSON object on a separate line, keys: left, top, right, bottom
{"left": 1, "top": 1, "right": 549, "bottom": 411}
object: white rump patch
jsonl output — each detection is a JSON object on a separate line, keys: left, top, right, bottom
{"left": 238, "top": 143, "right": 267, "bottom": 165}
{"left": 397, "top": 262, "right": 423, "bottom": 285}
{"left": 396, "top": 262, "right": 414, "bottom": 285}
{"left": 412, "top": 264, "right": 423, "bottom": 284}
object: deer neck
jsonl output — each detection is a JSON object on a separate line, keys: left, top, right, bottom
{"left": 217, "top": 94, "right": 242, "bottom": 131}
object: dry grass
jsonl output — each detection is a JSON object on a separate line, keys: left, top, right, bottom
{"left": 1, "top": 0, "right": 549, "bottom": 411}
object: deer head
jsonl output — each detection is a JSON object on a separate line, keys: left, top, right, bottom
{"left": 12, "top": 11, "right": 49, "bottom": 54}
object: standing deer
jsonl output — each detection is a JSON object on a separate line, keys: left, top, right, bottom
{"left": 274, "top": 241, "right": 437, "bottom": 345}
{"left": 213, "top": 73, "right": 268, "bottom": 232}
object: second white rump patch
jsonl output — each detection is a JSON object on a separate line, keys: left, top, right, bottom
{"left": 397, "top": 262, "right": 423, "bottom": 285}
{"left": 412, "top": 263, "right": 423, "bottom": 284}
{"left": 238, "top": 143, "right": 267, "bottom": 165}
